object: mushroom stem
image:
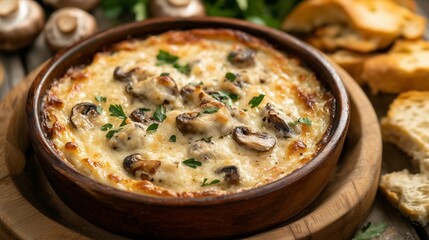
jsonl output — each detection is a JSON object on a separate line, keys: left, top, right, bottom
{"left": 56, "top": 14, "right": 78, "bottom": 34}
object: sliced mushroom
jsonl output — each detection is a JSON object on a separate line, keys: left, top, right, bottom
{"left": 262, "top": 103, "right": 299, "bottom": 138}
{"left": 126, "top": 75, "right": 179, "bottom": 105}
{"left": 216, "top": 166, "right": 240, "bottom": 185}
{"left": 44, "top": 7, "right": 97, "bottom": 52}
{"left": 108, "top": 123, "right": 146, "bottom": 151}
{"left": 129, "top": 109, "right": 152, "bottom": 125}
{"left": 227, "top": 48, "right": 256, "bottom": 68}
{"left": 0, "top": 0, "right": 45, "bottom": 51}
{"left": 189, "top": 139, "right": 216, "bottom": 161}
{"left": 44, "top": 0, "right": 99, "bottom": 11}
{"left": 149, "top": 0, "right": 205, "bottom": 18}
{"left": 113, "top": 66, "right": 137, "bottom": 82}
{"left": 70, "top": 102, "right": 100, "bottom": 129}
{"left": 123, "top": 153, "right": 161, "bottom": 181}
{"left": 232, "top": 126, "right": 276, "bottom": 152}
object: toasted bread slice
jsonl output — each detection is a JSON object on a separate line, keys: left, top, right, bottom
{"left": 282, "top": 0, "right": 425, "bottom": 52}
{"left": 393, "top": 0, "right": 417, "bottom": 11}
{"left": 327, "top": 50, "right": 374, "bottom": 85}
{"left": 364, "top": 40, "right": 429, "bottom": 94}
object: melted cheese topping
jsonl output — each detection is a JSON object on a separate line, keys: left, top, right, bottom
{"left": 42, "top": 29, "right": 334, "bottom": 197}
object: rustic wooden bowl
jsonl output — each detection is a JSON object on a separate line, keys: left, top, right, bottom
{"left": 26, "top": 17, "right": 350, "bottom": 239}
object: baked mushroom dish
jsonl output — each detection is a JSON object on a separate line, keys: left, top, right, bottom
{"left": 41, "top": 29, "right": 335, "bottom": 197}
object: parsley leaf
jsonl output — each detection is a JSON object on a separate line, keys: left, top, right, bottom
{"left": 95, "top": 96, "right": 107, "bottom": 102}
{"left": 201, "top": 136, "right": 213, "bottom": 142}
{"left": 173, "top": 63, "right": 191, "bottom": 75}
{"left": 109, "top": 104, "right": 127, "bottom": 119}
{"left": 248, "top": 94, "right": 265, "bottom": 108}
{"left": 201, "top": 178, "right": 220, "bottom": 187}
{"left": 153, "top": 105, "right": 166, "bottom": 122}
{"left": 146, "top": 123, "right": 158, "bottom": 133}
{"left": 203, "top": 107, "right": 219, "bottom": 114}
{"left": 209, "top": 91, "right": 240, "bottom": 107}
{"left": 100, "top": 123, "right": 113, "bottom": 131}
{"left": 157, "top": 50, "right": 179, "bottom": 64}
{"left": 352, "top": 222, "right": 387, "bottom": 240}
{"left": 96, "top": 105, "right": 103, "bottom": 114}
{"left": 225, "top": 72, "right": 237, "bottom": 82}
{"left": 169, "top": 135, "right": 176, "bottom": 142}
{"left": 182, "top": 158, "right": 202, "bottom": 169}
{"left": 297, "top": 117, "right": 312, "bottom": 126}
{"left": 139, "top": 108, "right": 151, "bottom": 112}
{"left": 106, "top": 128, "right": 122, "bottom": 139}
{"left": 160, "top": 72, "right": 170, "bottom": 76}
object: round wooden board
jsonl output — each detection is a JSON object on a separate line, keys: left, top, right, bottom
{"left": 0, "top": 65, "right": 382, "bottom": 240}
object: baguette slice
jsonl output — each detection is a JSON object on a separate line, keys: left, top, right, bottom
{"left": 364, "top": 40, "right": 429, "bottom": 94}
{"left": 328, "top": 50, "right": 374, "bottom": 85}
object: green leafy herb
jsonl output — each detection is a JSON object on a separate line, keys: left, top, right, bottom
{"left": 139, "top": 108, "right": 151, "bottom": 112}
{"left": 100, "top": 0, "right": 149, "bottom": 20}
{"left": 209, "top": 91, "right": 240, "bottom": 107}
{"left": 296, "top": 117, "right": 312, "bottom": 126}
{"left": 156, "top": 50, "right": 178, "bottom": 64}
{"left": 153, "top": 105, "right": 166, "bottom": 122}
{"left": 225, "top": 72, "right": 237, "bottom": 82}
{"left": 95, "top": 96, "right": 107, "bottom": 102}
{"left": 169, "top": 135, "right": 176, "bottom": 142}
{"left": 201, "top": 136, "right": 213, "bottom": 142}
{"left": 100, "top": 123, "right": 113, "bottom": 131}
{"left": 96, "top": 105, "right": 103, "bottom": 114}
{"left": 106, "top": 128, "right": 122, "bottom": 139}
{"left": 132, "top": 0, "right": 147, "bottom": 21}
{"left": 109, "top": 104, "right": 127, "bottom": 119}
{"left": 352, "top": 222, "right": 387, "bottom": 240}
{"left": 160, "top": 72, "right": 170, "bottom": 76}
{"left": 201, "top": 178, "right": 220, "bottom": 187}
{"left": 146, "top": 123, "right": 158, "bottom": 133}
{"left": 248, "top": 94, "right": 265, "bottom": 108}
{"left": 203, "top": 107, "right": 219, "bottom": 114}
{"left": 182, "top": 158, "right": 202, "bottom": 169}
{"left": 173, "top": 63, "right": 191, "bottom": 75}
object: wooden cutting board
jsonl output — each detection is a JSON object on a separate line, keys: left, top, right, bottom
{"left": 0, "top": 65, "right": 382, "bottom": 240}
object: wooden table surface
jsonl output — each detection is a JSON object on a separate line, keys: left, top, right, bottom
{"left": 1, "top": 2, "right": 429, "bottom": 240}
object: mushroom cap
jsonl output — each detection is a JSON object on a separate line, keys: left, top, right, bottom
{"left": 149, "top": 0, "right": 205, "bottom": 18}
{"left": 43, "top": 0, "right": 99, "bottom": 11}
{"left": 44, "top": 7, "right": 98, "bottom": 52}
{"left": 0, "top": 0, "right": 45, "bottom": 51}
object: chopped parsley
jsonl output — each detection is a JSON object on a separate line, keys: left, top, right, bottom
{"left": 146, "top": 123, "right": 158, "bottom": 133}
{"left": 95, "top": 96, "right": 107, "bottom": 102}
{"left": 96, "top": 105, "right": 103, "bottom": 114}
{"left": 225, "top": 72, "right": 237, "bottom": 82}
{"left": 203, "top": 107, "right": 219, "bottom": 114}
{"left": 201, "top": 178, "right": 220, "bottom": 187}
{"left": 248, "top": 94, "right": 265, "bottom": 108}
{"left": 153, "top": 105, "right": 166, "bottom": 122}
{"left": 182, "top": 158, "right": 202, "bottom": 169}
{"left": 100, "top": 123, "right": 113, "bottom": 131}
{"left": 201, "top": 136, "right": 213, "bottom": 142}
{"left": 139, "top": 108, "right": 151, "bottom": 112}
{"left": 109, "top": 104, "right": 128, "bottom": 126}
{"left": 296, "top": 117, "right": 312, "bottom": 126}
{"left": 169, "top": 135, "right": 177, "bottom": 142}
{"left": 106, "top": 128, "right": 122, "bottom": 139}
{"left": 160, "top": 72, "right": 170, "bottom": 76}
{"left": 352, "top": 222, "right": 387, "bottom": 240}
{"left": 156, "top": 50, "right": 178, "bottom": 64}
{"left": 209, "top": 91, "right": 240, "bottom": 107}
{"left": 173, "top": 63, "right": 191, "bottom": 75}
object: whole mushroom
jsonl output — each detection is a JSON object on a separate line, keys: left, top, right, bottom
{"left": 149, "top": 0, "right": 205, "bottom": 18}
{"left": 43, "top": 0, "right": 99, "bottom": 11}
{"left": 0, "top": 0, "right": 45, "bottom": 51}
{"left": 44, "top": 7, "right": 98, "bottom": 52}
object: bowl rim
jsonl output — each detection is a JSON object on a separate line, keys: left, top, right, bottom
{"left": 26, "top": 17, "right": 350, "bottom": 207}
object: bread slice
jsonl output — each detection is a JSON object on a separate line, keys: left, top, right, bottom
{"left": 393, "top": 0, "right": 417, "bottom": 11}
{"left": 363, "top": 40, "right": 429, "bottom": 94}
{"left": 327, "top": 50, "right": 374, "bottom": 85}
{"left": 282, "top": 0, "right": 426, "bottom": 52}
{"left": 380, "top": 91, "right": 429, "bottom": 226}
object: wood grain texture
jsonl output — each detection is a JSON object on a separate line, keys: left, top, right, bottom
{"left": 0, "top": 61, "right": 3, "bottom": 88}
{"left": 0, "top": 64, "right": 381, "bottom": 239}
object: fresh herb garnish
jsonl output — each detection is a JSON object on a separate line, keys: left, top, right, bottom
{"left": 248, "top": 94, "right": 265, "bottom": 108}
{"left": 109, "top": 104, "right": 127, "bottom": 119}
{"left": 209, "top": 90, "right": 240, "bottom": 107}
{"left": 225, "top": 72, "right": 237, "bottom": 82}
{"left": 153, "top": 105, "right": 166, "bottom": 122}
{"left": 203, "top": 107, "right": 219, "bottom": 114}
{"left": 139, "top": 108, "right": 151, "bottom": 112}
{"left": 146, "top": 123, "right": 158, "bottom": 133}
{"left": 106, "top": 128, "right": 122, "bottom": 139}
{"left": 352, "top": 222, "right": 387, "bottom": 240}
{"left": 160, "top": 72, "right": 170, "bottom": 76}
{"left": 182, "top": 158, "right": 202, "bottom": 169}
{"left": 169, "top": 135, "right": 176, "bottom": 142}
{"left": 96, "top": 105, "right": 103, "bottom": 114}
{"left": 296, "top": 117, "right": 312, "bottom": 126}
{"left": 201, "top": 136, "right": 213, "bottom": 142}
{"left": 100, "top": 123, "right": 113, "bottom": 131}
{"left": 95, "top": 96, "right": 107, "bottom": 102}
{"left": 173, "top": 63, "right": 191, "bottom": 75}
{"left": 156, "top": 50, "right": 178, "bottom": 64}
{"left": 201, "top": 178, "right": 220, "bottom": 187}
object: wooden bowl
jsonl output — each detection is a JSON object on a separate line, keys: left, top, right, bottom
{"left": 26, "top": 17, "right": 350, "bottom": 239}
